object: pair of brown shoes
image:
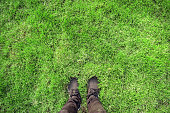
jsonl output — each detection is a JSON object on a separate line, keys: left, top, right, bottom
{"left": 68, "top": 76, "right": 100, "bottom": 102}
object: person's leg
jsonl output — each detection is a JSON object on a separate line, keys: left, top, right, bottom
{"left": 59, "top": 95, "right": 81, "bottom": 113}
{"left": 87, "top": 95, "right": 106, "bottom": 113}
{"left": 59, "top": 78, "right": 81, "bottom": 113}
{"left": 87, "top": 77, "right": 106, "bottom": 113}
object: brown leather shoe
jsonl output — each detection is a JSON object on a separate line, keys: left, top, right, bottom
{"left": 68, "top": 77, "right": 81, "bottom": 109}
{"left": 68, "top": 77, "right": 81, "bottom": 98}
{"left": 87, "top": 76, "right": 100, "bottom": 99}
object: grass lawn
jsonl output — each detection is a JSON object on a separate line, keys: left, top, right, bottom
{"left": 0, "top": 0, "right": 169, "bottom": 112}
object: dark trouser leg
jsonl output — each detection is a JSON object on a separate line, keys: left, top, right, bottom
{"left": 59, "top": 96, "right": 81, "bottom": 113}
{"left": 87, "top": 95, "right": 106, "bottom": 113}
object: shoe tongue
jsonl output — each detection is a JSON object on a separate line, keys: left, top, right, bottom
{"left": 87, "top": 88, "right": 99, "bottom": 98}
{"left": 70, "top": 89, "right": 79, "bottom": 97}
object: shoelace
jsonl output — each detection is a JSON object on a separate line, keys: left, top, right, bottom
{"left": 69, "top": 89, "right": 81, "bottom": 109}
{"left": 70, "top": 89, "right": 79, "bottom": 97}
{"left": 88, "top": 88, "right": 99, "bottom": 98}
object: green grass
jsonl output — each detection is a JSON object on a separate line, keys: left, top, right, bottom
{"left": 0, "top": 0, "right": 169, "bottom": 112}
